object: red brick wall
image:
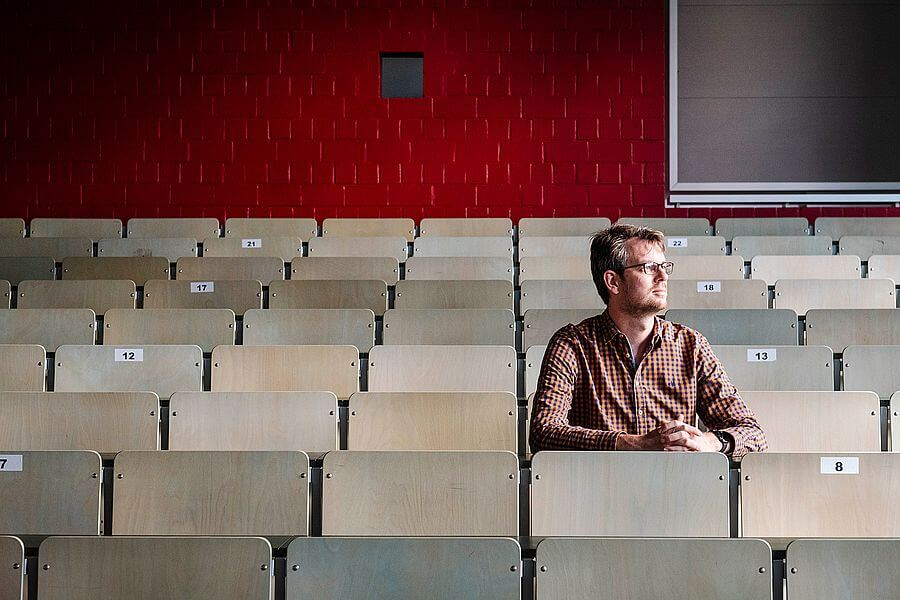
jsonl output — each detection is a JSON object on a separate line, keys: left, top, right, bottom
{"left": 0, "top": 1, "right": 895, "bottom": 223}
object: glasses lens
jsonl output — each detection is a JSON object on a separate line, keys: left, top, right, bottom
{"left": 662, "top": 262, "right": 674, "bottom": 274}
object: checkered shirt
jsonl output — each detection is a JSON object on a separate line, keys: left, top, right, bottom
{"left": 530, "top": 310, "right": 767, "bottom": 459}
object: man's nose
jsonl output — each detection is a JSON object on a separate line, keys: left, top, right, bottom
{"left": 656, "top": 265, "right": 668, "bottom": 281}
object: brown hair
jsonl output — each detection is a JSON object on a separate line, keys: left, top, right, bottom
{"left": 590, "top": 224, "right": 665, "bottom": 303}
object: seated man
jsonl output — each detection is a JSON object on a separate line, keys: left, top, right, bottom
{"left": 530, "top": 224, "right": 766, "bottom": 458}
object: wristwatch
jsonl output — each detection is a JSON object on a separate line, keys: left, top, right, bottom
{"left": 712, "top": 430, "right": 732, "bottom": 454}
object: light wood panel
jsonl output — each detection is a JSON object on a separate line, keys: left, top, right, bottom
{"left": 616, "top": 217, "right": 711, "bottom": 236}
{"left": 843, "top": 345, "right": 900, "bottom": 399}
{"left": 712, "top": 345, "right": 834, "bottom": 391}
{"left": 38, "top": 536, "right": 273, "bottom": 600}
{"left": 348, "top": 391, "right": 517, "bottom": 451}
{"left": 774, "top": 279, "right": 895, "bottom": 314}
{"left": 0, "top": 391, "right": 159, "bottom": 457}
{"left": 104, "top": 308, "right": 235, "bottom": 352}
{"left": 225, "top": 217, "right": 317, "bottom": 240}
{"left": 113, "top": 450, "right": 309, "bottom": 536}
{"left": 17, "top": 280, "right": 135, "bottom": 313}
{"left": 523, "top": 309, "right": 599, "bottom": 349}
{"left": 741, "top": 452, "right": 900, "bottom": 538}
{"left": 308, "top": 236, "right": 408, "bottom": 262}
{"left": 175, "top": 257, "right": 284, "bottom": 284}
{"left": 815, "top": 217, "right": 900, "bottom": 241}
{"left": 0, "top": 238, "right": 92, "bottom": 261}
{"left": 0, "top": 281, "right": 8, "bottom": 309}
{"left": 535, "top": 538, "right": 772, "bottom": 600}
{"left": 0, "top": 218, "right": 25, "bottom": 238}
{"left": 519, "top": 280, "right": 604, "bottom": 313}
{"left": 663, "top": 235, "right": 727, "bottom": 256}
{"left": 839, "top": 235, "right": 900, "bottom": 261}
{"left": 806, "top": 308, "right": 900, "bottom": 351}
{"left": 518, "top": 217, "right": 610, "bottom": 237}
{"left": 868, "top": 254, "right": 900, "bottom": 283}
{"left": 243, "top": 308, "right": 375, "bottom": 352}
{"left": 412, "top": 236, "right": 512, "bottom": 258}
{"left": 0, "top": 257, "right": 55, "bottom": 285}
{"left": 322, "top": 451, "right": 519, "bottom": 535}
{"left": 0, "top": 536, "right": 23, "bottom": 600}
{"left": 419, "top": 217, "right": 512, "bottom": 237}
{"left": 30, "top": 218, "right": 121, "bottom": 239}
{"left": 201, "top": 236, "right": 302, "bottom": 261}
{"left": 143, "top": 279, "right": 261, "bottom": 314}
{"left": 536, "top": 538, "right": 772, "bottom": 600}
{"left": 742, "top": 391, "right": 880, "bottom": 452}
{"left": 368, "top": 345, "right": 517, "bottom": 393}
{"left": 383, "top": 309, "right": 515, "bottom": 346}
{"left": 0, "top": 308, "right": 95, "bottom": 351}
{"left": 518, "top": 236, "right": 591, "bottom": 257}
{"left": 0, "top": 345, "right": 46, "bottom": 391}
{"left": 394, "top": 280, "right": 513, "bottom": 310}
{"left": 62, "top": 257, "right": 170, "bottom": 285}
{"left": 665, "top": 308, "right": 799, "bottom": 345}
{"left": 531, "top": 452, "right": 730, "bottom": 536}
{"left": 126, "top": 217, "right": 220, "bottom": 239}
{"left": 54, "top": 345, "right": 203, "bottom": 398}
{"left": 519, "top": 257, "right": 590, "bottom": 281}
{"left": 525, "top": 345, "right": 546, "bottom": 399}
{"left": 668, "top": 280, "right": 769, "bottom": 310}
{"left": 405, "top": 257, "right": 513, "bottom": 281}
{"left": 751, "top": 255, "right": 860, "bottom": 285}
{"left": 322, "top": 218, "right": 415, "bottom": 241}
{"left": 786, "top": 539, "right": 900, "bottom": 600}
{"left": 715, "top": 217, "right": 810, "bottom": 239}
{"left": 98, "top": 237, "right": 197, "bottom": 262}
{"left": 168, "top": 391, "right": 338, "bottom": 453}
{"left": 732, "top": 235, "right": 832, "bottom": 259}
{"left": 269, "top": 279, "right": 387, "bottom": 315}
{"left": 286, "top": 537, "right": 521, "bottom": 600}
{"left": 670, "top": 255, "right": 745, "bottom": 279}
{"left": 290, "top": 257, "right": 399, "bottom": 284}
{"left": 0, "top": 451, "right": 101, "bottom": 536}
{"left": 211, "top": 345, "right": 359, "bottom": 398}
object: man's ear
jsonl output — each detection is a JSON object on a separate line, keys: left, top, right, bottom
{"left": 603, "top": 270, "right": 621, "bottom": 297}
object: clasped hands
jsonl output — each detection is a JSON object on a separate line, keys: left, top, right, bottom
{"left": 615, "top": 414, "right": 722, "bottom": 452}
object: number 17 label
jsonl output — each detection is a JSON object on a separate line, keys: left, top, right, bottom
{"left": 0, "top": 455, "right": 23, "bottom": 472}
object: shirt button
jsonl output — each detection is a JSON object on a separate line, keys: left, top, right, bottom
{"left": 638, "top": 409, "right": 644, "bottom": 415}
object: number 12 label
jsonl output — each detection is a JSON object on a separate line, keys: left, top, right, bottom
{"left": 115, "top": 349, "right": 144, "bottom": 362}
{"left": 821, "top": 457, "right": 859, "bottom": 474}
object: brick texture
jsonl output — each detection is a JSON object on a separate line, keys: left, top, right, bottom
{"left": 0, "top": 1, "right": 893, "bottom": 221}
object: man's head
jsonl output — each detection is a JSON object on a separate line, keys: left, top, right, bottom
{"left": 590, "top": 224, "right": 670, "bottom": 316}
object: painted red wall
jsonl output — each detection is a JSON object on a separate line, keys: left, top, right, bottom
{"left": 0, "top": 1, "right": 895, "bottom": 223}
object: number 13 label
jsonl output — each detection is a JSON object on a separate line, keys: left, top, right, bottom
{"left": 821, "top": 457, "right": 859, "bottom": 474}
{"left": 747, "top": 348, "right": 776, "bottom": 362}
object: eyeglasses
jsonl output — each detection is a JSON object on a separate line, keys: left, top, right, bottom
{"left": 621, "top": 261, "right": 674, "bottom": 275}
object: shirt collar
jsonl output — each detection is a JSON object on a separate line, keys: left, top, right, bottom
{"left": 598, "top": 309, "right": 666, "bottom": 347}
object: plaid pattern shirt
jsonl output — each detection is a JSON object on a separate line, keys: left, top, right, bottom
{"left": 530, "top": 310, "right": 767, "bottom": 459}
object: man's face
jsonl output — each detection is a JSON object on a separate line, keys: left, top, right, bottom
{"left": 615, "top": 238, "right": 668, "bottom": 317}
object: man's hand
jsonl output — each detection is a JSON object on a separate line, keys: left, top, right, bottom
{"left": 660, "top": 415, "right": 721, "bottom": 452}
{"left": 614, "top": 414, "right": 722, "bottom": 452}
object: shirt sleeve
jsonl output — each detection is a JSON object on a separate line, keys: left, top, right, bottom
{"left": 694, "top": 335, "right": 768, "bottom": 460}
{"left": 529, "top": 328, "right": 624, "bottom": 452}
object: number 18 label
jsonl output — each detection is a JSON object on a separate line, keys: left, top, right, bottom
{"left": 821, "top": 457, "right": 859, "bottom": 474}
{"left": 697, "top": 281, "right": 721, "bottom": 293}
